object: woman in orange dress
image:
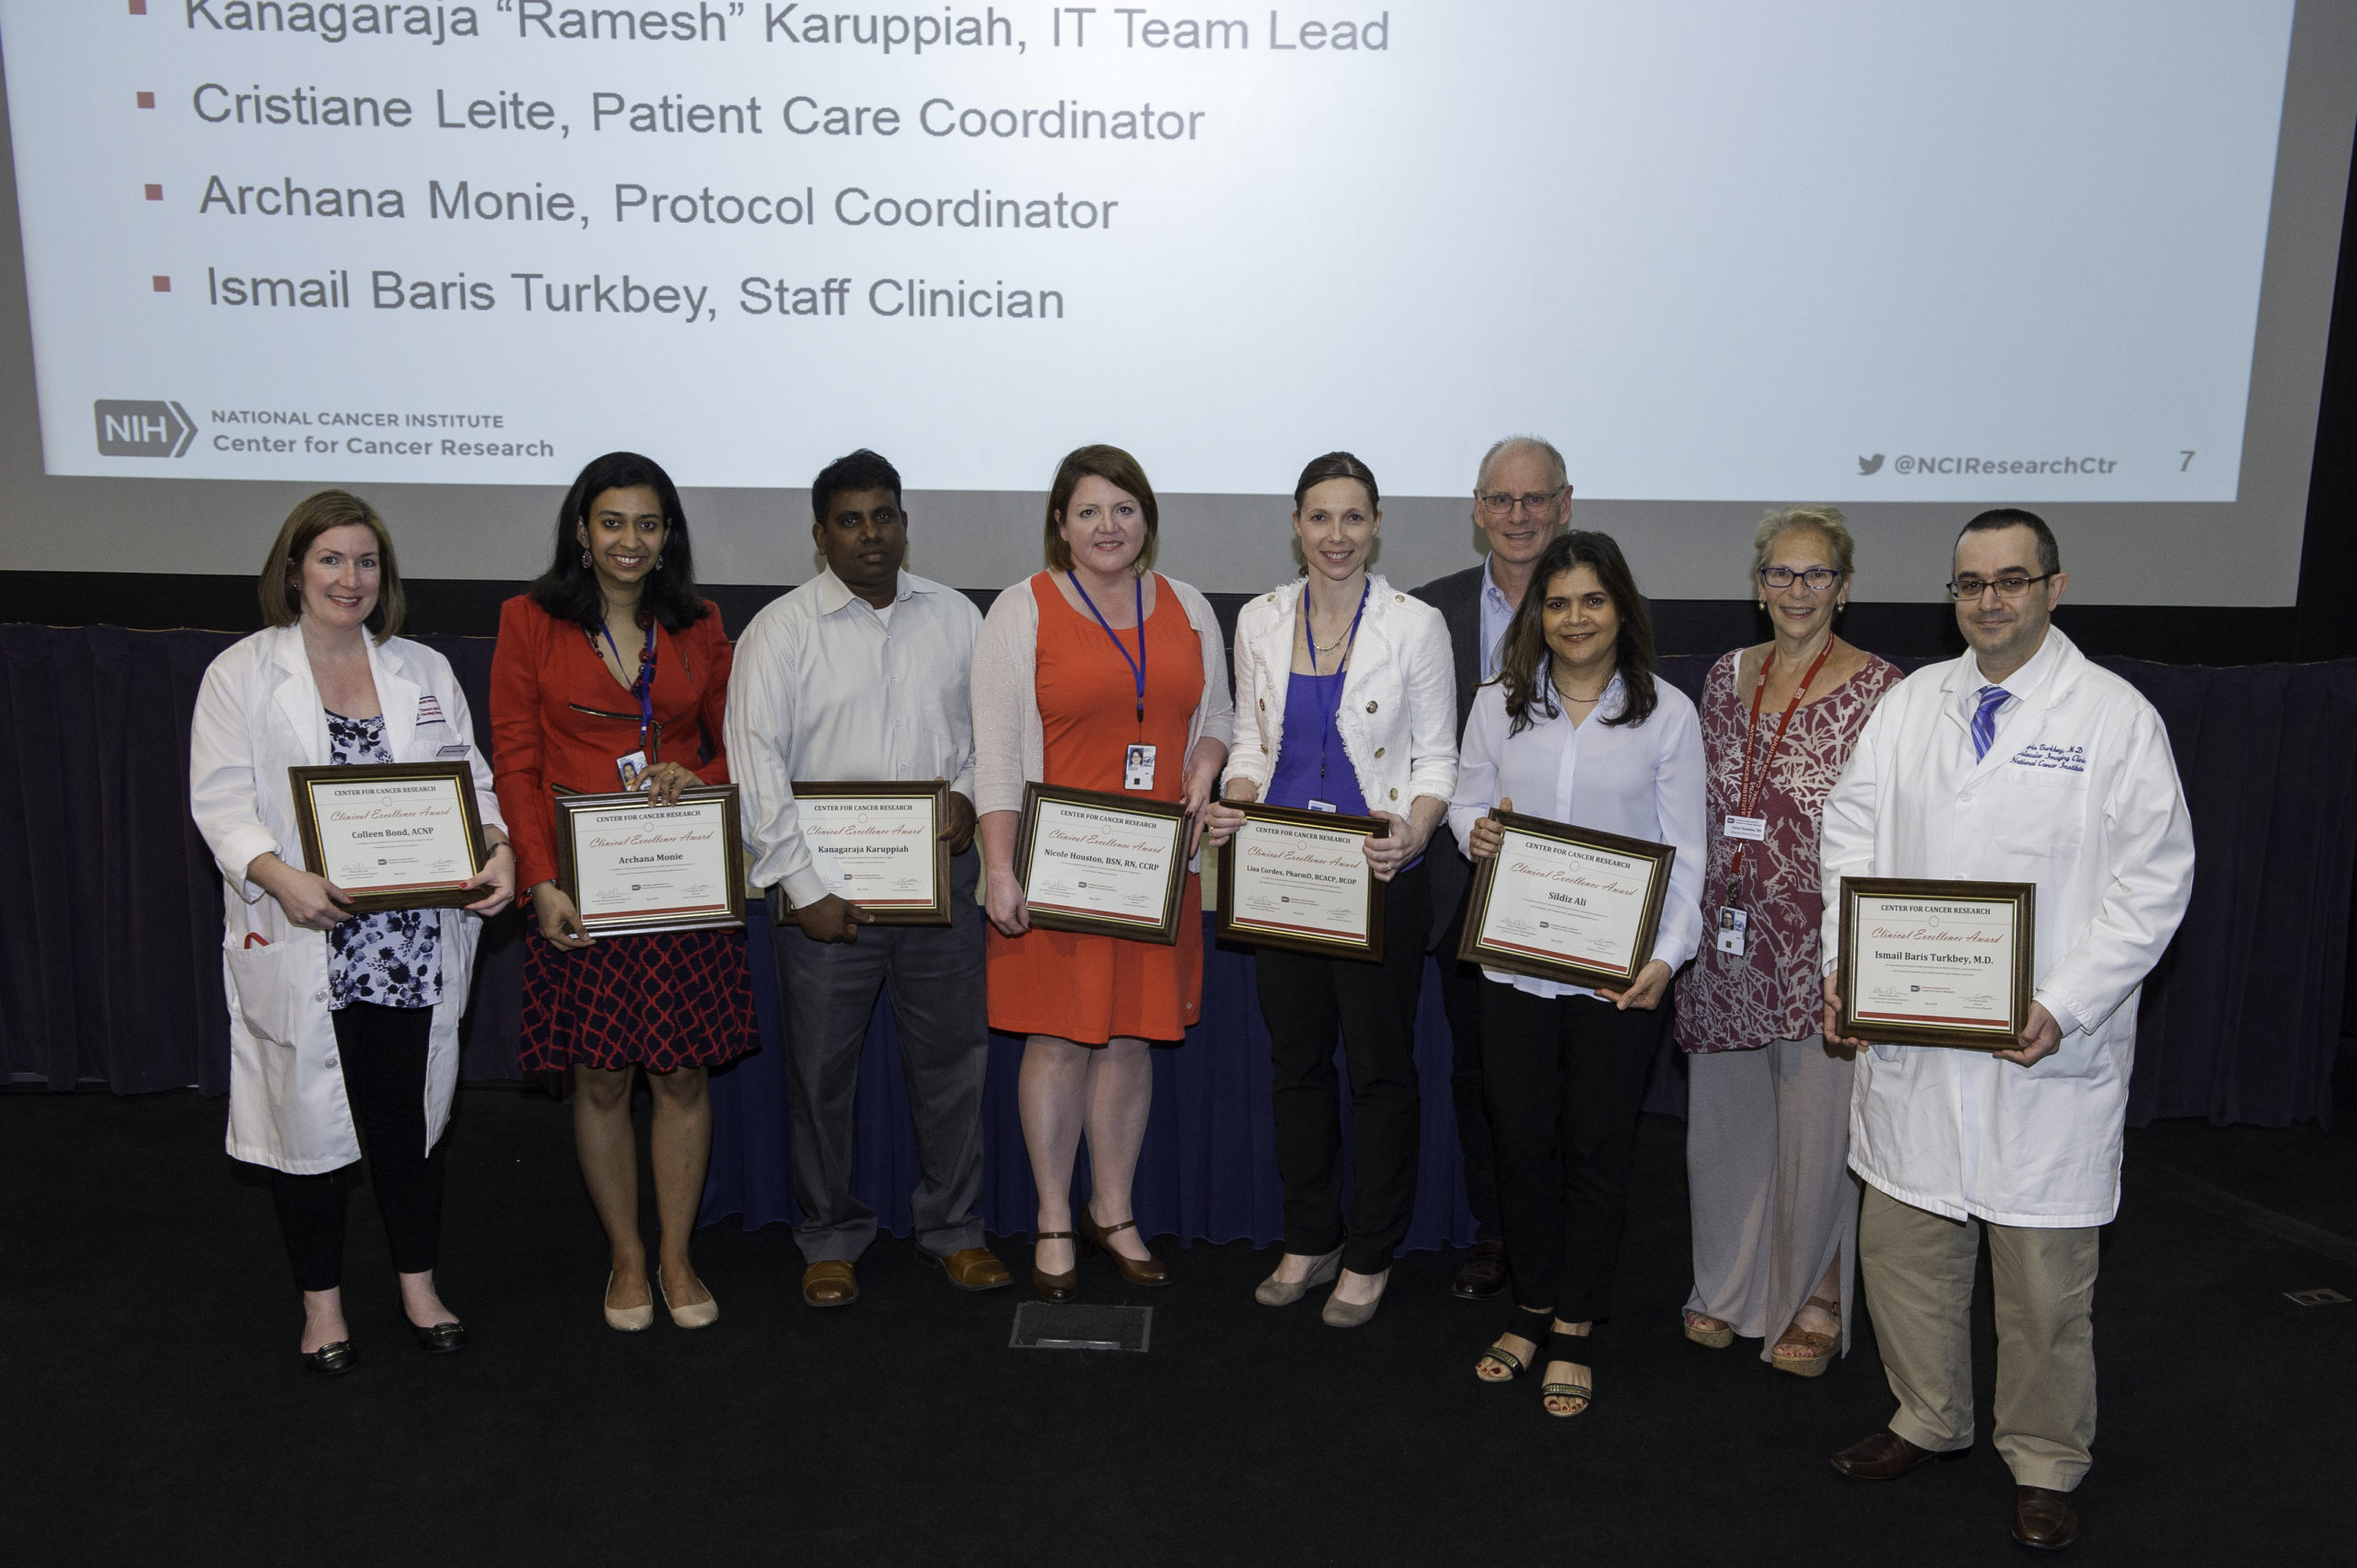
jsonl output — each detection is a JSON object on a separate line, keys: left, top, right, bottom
{"left": 971, "top": 445, "right": 1234, "bottom": 1299}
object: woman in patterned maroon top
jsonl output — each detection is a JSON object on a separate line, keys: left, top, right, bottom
{"left": 1675, "top": 507, "right": 1901, "bottom": 1376}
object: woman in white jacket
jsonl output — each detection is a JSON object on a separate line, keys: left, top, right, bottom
{"left": 1202, "top": 452, "right": 1457, "bottom": 1326}
{"left": 189, "top": 492, "right": 515, "bottom": 1375}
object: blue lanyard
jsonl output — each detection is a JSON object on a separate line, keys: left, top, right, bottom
{"left": 1067, "top": 571, "right": 1147, "bottom": 731}
{"left": 598, "top": 619, "right": 659, "bottom": 757}
{"left": 1305, "top": 580, "right": 1369, "bottom": 790}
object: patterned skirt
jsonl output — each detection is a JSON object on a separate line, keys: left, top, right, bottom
{"left": 518, "top": 928, "right": 757, "bottom": 1073}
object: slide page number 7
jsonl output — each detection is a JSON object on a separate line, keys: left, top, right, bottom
{"left": 2180, "top": 450, "right": 2196, "bottom": 470}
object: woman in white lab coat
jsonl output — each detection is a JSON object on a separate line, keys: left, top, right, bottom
{"left": 189, "top": 491, "right": 515, "bottom": 1376}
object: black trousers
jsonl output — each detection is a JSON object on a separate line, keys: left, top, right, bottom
{"left": 270, "top": 1003, "right": 446, "bottom": 1292}
{"left": 1436, "top": 887, "right": 1503, "bottom": 1242}
{"left": 1254, "top": 861, "right": 1430, "bottom": 1274}
{"left": 1480, "top": 981, "right": 1672, "bottom": 1321}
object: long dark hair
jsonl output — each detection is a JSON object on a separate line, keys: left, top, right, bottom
{"left": 528, "top": 451, "right": 711, "bottom": 632}
{"left": 1498, "top": 530, "right": 1659, "bottom": 734}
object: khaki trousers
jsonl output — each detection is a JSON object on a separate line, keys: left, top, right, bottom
{"left": 1858, "top": 1183, "right": 2099, "bottom": 1492}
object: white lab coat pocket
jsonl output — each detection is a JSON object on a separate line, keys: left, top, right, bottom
{"left": 225, "top": 940, "right": 311, "bottom": 1050}
{"left": 1991, "top": 766, "right": 2087, "bottom": 860}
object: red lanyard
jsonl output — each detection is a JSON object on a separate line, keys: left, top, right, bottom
{"left": 1726, "top": 638, "right": 1834, "bottom": 897}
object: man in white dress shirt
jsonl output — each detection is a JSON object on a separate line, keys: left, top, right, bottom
{"left": 1818, "top": 509, "right": 2195, "bottom": 1551}
{"left": 726, "top": 449, "right": 1009, "bottom": 1306}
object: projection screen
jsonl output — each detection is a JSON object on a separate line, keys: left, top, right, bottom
{"left": 0, "top": 1, "right": 2351, "bottom": 602}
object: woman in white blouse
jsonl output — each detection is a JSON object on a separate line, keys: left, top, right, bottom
{"left": 1203, "top": 452, "right": 1457, "bottom": 1327}
{"left": 1450, "top": 529, "right": 1704, "bottom": 1415}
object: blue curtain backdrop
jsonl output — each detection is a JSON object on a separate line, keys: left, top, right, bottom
{"left": 2, "top": 625, "right": 2352, "bottom": 1248}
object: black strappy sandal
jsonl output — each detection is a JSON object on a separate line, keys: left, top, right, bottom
{"left": 1476, "top": 1306, "right": 1556, "bottom": 1382}
{"left": 1541, "top": 1327, "right": 1596, "bottom": 1417}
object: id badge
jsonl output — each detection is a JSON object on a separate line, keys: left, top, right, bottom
{"left": 1306, "top": 799, "right": 1338, "bottom": 814}
{"left": 1123, "top": 743, "right": 1157, "bottom": 792}
{"left": 1714, "top": 905, "right": 1748, "bottom": 957}
{"left": 1722, "top": 814, "right": 1768, "bottom": 842}
{"left": 615, "top": 749, "right": 650, "bottom": 789}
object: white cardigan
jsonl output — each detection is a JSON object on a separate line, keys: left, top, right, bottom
{"left": 971, "top": 570, "right": 1235, "bottom": 817}
{"left": 1223, "top": 574, "right": 1457, "bottom": 816}
{"left": 189, "top": 625, "right": 505, "bottom": 1175}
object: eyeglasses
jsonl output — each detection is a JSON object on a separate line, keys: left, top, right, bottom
{"left": 1759, "top": 566, "right": 1845, "bottom": 592}
{"left": 1945, "top": 572, "right": 2055, "bottom": 600}
{"left": 1476, "top": 486, "right": 1566, "bottom": 517}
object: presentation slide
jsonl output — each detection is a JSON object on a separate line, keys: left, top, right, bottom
{"left": 0, "top": 2, "right": 2305, "bottom": 507}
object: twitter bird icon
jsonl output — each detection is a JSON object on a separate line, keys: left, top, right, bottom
{"left": 1857, "top": 454, "right": 1886, "bottom": 475}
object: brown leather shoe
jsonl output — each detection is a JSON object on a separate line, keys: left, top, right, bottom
{"left": 924, "top": 1246, "right": 1013, "bottom": 1292}
{"left": 1077, "top": 1209, "right": 1172, "bottom": 1286}
{"left": 1452, "top": 1239, "right": 1507, "bottom": 1300}
{"left": 1829, "top": 1429, "right": 1971, "bottom": 1481}
{"left": 800, "top": 1259, "right": 857, "bottom": 1308}
{"left": 2011, "top": 1486, "right": 2077, "bottom": 1551}
{"left": 1031, "top": 1232, "right": 1079, "bottom": 1302}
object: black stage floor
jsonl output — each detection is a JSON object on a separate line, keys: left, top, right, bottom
{"left": 6, "top": 1070, "right": 2352, "bottom": 1568}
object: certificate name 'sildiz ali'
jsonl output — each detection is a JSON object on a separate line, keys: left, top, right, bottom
{"left": 1483, "top": 831, "right": 1650, "bottom": 976}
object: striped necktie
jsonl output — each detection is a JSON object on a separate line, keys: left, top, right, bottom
{"left": 1971, "top": 684, "right": 2010, "bottom": 761}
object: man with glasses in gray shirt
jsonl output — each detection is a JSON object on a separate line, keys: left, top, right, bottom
{"left": 726, "top": 449, "right": 1010, "bottom": 1307}
{"left": 1411, "top": 435, "right": 1573, "bottom": 1300}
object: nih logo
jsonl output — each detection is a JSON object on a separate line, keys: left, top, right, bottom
{"left": 94, "top": 400, "right": 197, "bottom": 458}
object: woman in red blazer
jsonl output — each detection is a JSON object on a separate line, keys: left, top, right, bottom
{"left": 491, "top": 451, "right": 754, "bottom": 1332}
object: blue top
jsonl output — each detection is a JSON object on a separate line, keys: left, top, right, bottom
{"left": 1266, "top": 668, "right": 1371, "bottom": 817}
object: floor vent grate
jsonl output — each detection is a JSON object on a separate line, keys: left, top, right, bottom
{"left": 1009, "top": 1302, "right": 1153, "bottom": 1352}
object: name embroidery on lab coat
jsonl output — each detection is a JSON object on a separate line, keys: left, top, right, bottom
{"left": 2009, "top": 742, "right": 2085, "bottom": 773}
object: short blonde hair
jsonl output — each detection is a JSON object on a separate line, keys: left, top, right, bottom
{"left": 1751, "top": 505, "right": 1855, "bottom": 581}
{"left": 259, "top": 490, "right": 405, "bottom": 641}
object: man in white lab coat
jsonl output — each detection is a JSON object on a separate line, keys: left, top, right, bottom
{"left": 1817, "top": 509, "right": 2194, "bottom": 1552}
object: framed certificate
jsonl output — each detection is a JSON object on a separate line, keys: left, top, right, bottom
{"left": 553, "top": 784, "right": 748, "bottom": 937}
{"left": 287, "top": 761, "right": 488, "bottom": 913}
{"left": 1014, "top": 783, "right": 1189, "bottom": 945}
{"left": 1213, "top": 803, "right": 1388, "bottom": 961}
{"left": 1457, "top": 811, "right": 1676, "bottom": 990}
{"left": 774, "top": 780, "right": 954, "bottom": 926}
{"left": 1837, "top": 877, "right": 2036, "bottom": 1050}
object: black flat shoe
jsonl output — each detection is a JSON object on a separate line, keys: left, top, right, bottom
{"left": 302, "top": 1340, "right": 355, "bottom": 1376}
{"left": 412, "top": 1321, "right": 467, "bottom": 1354}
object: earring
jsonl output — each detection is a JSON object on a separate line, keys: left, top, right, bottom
{"left": 580, "top": 548, "right": 591, "bottom": 567}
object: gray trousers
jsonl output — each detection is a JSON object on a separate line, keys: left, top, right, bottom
{"left": 1859, "top": 1183, "right": 2101, "bottom": 1492}
{"left": 770, "top": 850, "right": 989, "bottom": 1264}
{"left": 1683, "top": 1036, "right": 1859, "bottom": 1359}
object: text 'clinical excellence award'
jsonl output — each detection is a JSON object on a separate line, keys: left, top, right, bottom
{"left": 1836, "top": 878, "right": 2036, "bottom": 1050}
{"left": 1015, "top": 783, "right": 1189, "bottom": 945}
{"left": 1457, "top": 811, "right": 1676, "bottom": 990}
{"left": 288, "top": 761, "right": 488, "bottom": 912}
{"left": 775, "top": 781, "right": 953, "bottom": 926}
{"left": 1214, "top": 803, "right": 1388, "bottom": 961}
{"left": 553, "top": 784, "right": 747, "bottom": 937}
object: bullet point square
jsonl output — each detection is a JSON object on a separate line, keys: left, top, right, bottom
{"left": 130, "top": 1, "right": 149, "bottom": 15}
{"left": 135, "top": 92, "right": 155, "bottom": 110}
{"left": 144, "top": 183, "right": 163, "bottom": 202}
{"left": 151, "top": 276, "right": 170, "bottom": 293}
